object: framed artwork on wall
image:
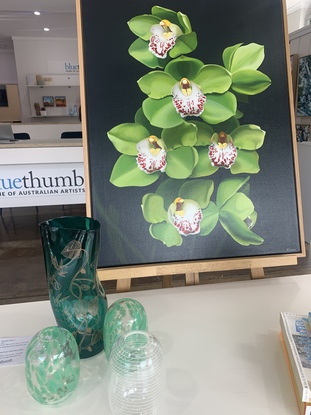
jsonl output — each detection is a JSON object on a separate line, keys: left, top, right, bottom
{"left": 77, "top": 0, "right": 304, "bottom": 279}
{"left": 55, "top": 96, "right": 67, "bottom": 107}
{"left": 297, "top": 54, "right": 311, "bottom": 116}
{"left": 43, "top": 96, "right": 54, "bottom": 107}
{"left": 296, "top": 124, "right": 310, "bottom": 142}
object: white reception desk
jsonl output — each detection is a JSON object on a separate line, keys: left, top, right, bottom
{"left": 0, "top": 275, "right": 310, "bottom": 414}
{"left": 0, "top": 139, "right": 85, "bottom": 208}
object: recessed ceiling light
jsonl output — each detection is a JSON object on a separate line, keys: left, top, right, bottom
{"left": 34, "top": 11, "right": 40, "bottom": 16}
{"left": 44, "top": 27, "right": 50, "bottom": 32}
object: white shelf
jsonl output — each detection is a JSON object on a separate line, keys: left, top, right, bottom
{"left": 27, "top": 85, "right": 79, "bottom": 88}
{"left": 31, "top": 115, "right": 79, "bottom": 118}
{"left": 27, "top": 74, "right": 80, "bottom": 119}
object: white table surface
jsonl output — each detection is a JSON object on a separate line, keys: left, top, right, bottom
{"left": 1, "top": 274, "right": 310, "bottom": 414}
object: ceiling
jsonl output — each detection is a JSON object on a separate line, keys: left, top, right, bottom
{"left": 0, "top": 0, "right": 301, "bottom": 51}
{"left": 0, "top": 0, "right": 76, "bottom": 51}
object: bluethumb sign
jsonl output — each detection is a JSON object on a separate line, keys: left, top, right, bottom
{"left": 0, "top": 169, "right": 84, "bottom": 191}
{"left": 0, "top": 167, "right": 85, "bottom": 208}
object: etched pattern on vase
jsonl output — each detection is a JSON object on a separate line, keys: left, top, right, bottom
{"left": 40, "top": 216, "right": 108, "bottom": 359}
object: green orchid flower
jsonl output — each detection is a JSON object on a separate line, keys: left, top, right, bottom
{"left": 190, "top": 122, "right": 266, "bottom": 177}
{"left": 139, "top": 55, "right": 236, "bottom": 128}
{"left": 141, "top": 176, "right": 263, "bottom": 247}
{"left": 142, "top": 179, "right": 216, "bottom": 246}
{"left": 107, "top": 114, "right": 266, "bottom": 187}
{"left": 128, "top": 5, "right": 198, "bottom": 68}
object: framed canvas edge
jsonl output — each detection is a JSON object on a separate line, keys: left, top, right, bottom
{"left": 76, "top": 0, "right": 306, "bottom": 281}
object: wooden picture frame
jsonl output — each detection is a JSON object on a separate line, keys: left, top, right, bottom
{"left": 290, "top": 54, "right": 298, "bottom": 107}
{"left": 76, "top": 0, "right": 305, "bottom": 290}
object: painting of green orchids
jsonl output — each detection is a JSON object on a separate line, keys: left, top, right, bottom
{"left": 79, "top": 0, "right": 302, "bottom": 268}
{"left": 107, "top": 5, "right": 271, "bottom": 248}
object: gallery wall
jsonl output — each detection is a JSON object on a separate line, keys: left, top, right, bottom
{"left": 12, "top": 37, "right": 78, "bottom": 122}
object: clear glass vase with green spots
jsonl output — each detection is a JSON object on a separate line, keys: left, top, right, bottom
{"left": 25, "top": 326, "right": 80, "bottom": 405}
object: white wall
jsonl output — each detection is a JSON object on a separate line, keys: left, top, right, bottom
{"left": 0, "top": 51, "right": 18, "bottom": 84}
{"left": 12, "top": 37, "right": 79, "bottom": 123}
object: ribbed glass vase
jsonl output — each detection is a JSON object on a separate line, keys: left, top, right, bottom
{"left": 104, "top": 298, "right": 148, "bottom": 360}
{"left": 108, "top": 331, "right": 166, "bottom": 415}
{"left": 25, "top": 326, "right": 80, "bottom": 405}
{"left": 39, "top": 216, "right": 108, "bottom": 359}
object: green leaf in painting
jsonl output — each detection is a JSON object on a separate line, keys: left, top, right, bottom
{"left": 142, "top": 193, "right": 167, "bottom": 223}
{"left": 222, "top": 43, "right": 243, "bottom": 70}
{"left": 110, "top": 155, "right": 160, "bottom": 187}
{"left": 232, "top": 70, "right": 271, "bottom": 95}
{"left": 219, "top": 210, "right": 264, "bottom": 246}
{"left": 191, "top": 120, "right": 214, "bottom": 146}
{"left": 216, "top": 176, "right": 250, "bottom": 208}
{"left": 231, "top": 124, "right": 265, "bottom": 149}
{"left": 138, "top": 71, "right": 175, "bottom": 99}
{"left": 142, "top": 97, "right": 184, "bottom": 128}
{"left": 221, "top": 193, "right": 254, "bottom": 220}
{"left": 229, "top": 43, "right": 265, "bottom": 72}
{"left": 165, "top": 56, "right": 204, "bottom": 80}
{"left": 190, "top": 147, "right": 218, "bottom": 177}
{"left": 107, "top": 123, "right": 150, "bottom": 155}
{"left": 200, "top": 92, "right": 237, "bottom": 124}
{"left": 169, "top": 33, "right": 198, "bottom": 58}
{"left": 200, "top": 202, "right": 219, "bottom": 236}
{"left": 176, "top": 11, "right": 192, "bottom": 33}
{"left": 193, "top": 65, "right": 231, "bottom": 94}
{"left": 165, "top": 147, "right": 198, "bottom": 178}
{"left": 230, "top": 150, "right": 260, "bottom": 175}
{"left": 156, "top": 178, "right": 186, "bottom": 209}
{"left": 129, "top": 38, "right": 169, "bottom": 69}
{"left": 128, "top": 15, "right": 160, "bottom": 40}
{"left": 151, "top": 6, "right": 179, "bottom": 26}
{"left": 149, "top": 222, "right": 183, "bottom": 247}
{"left": 161, "top": 121, "right": 197, "bottom": 150}
{"left": 179, "top": 179, "right": 214, "bottom": 209}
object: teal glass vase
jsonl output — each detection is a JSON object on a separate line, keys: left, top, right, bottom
{"left": 104, "top": 298, "right": 148, "bottom": 360}
{"left": 25, "top": 326, "right": 80, "bottom": 405}
{"left": 39, "top": 216, "right": 108, "bottom": 359}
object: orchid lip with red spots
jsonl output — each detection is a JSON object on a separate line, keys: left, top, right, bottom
{"left": 172, "top": 78, "right": 206, "bottom": 118}
{"left": 136, "top": 136, "right": 167, "bottom": 174}
{"left": 149, "top": 21, "right": 177, "bottom": 59}
{"left": 208, "top": 132, "right": 237, "bottom": 169}
{"left": 168, "top": 197, "right": 203, "bottom": 236}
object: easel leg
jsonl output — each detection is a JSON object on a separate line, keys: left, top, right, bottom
{"left": 162, "top": 275, "right": 173, "bottom": 288}
{"left": 185, "top": 272, "right": 200, "bottom": 285}
{"left": 116, "top": 278, "right": 131, "bottom": 292}
{"left": 250, "top": 267, "right": 265, "bottom": 279}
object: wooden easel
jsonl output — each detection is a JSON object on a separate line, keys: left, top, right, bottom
{"left": 95, "top": 253, "right": 302, "bottom": 292}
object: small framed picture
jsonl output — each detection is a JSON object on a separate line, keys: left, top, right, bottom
{"left": 296, "top": 124, "right": 310, "bottom": 142}
{"left": 55, "top": 96, "right": 67, "bottom": 107}
{"left": 43, "top": 96, "right": 54, "bottom": 107}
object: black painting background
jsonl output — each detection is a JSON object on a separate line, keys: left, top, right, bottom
{"left": 79, "top": 0, "right": 302, "bottom": 268}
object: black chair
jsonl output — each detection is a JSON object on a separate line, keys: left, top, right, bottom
{"left": 13, "top": 132, "right": 30, "bottom": 140}
{"left": 61, "top": 131, "right": 82, "bottom": 139}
